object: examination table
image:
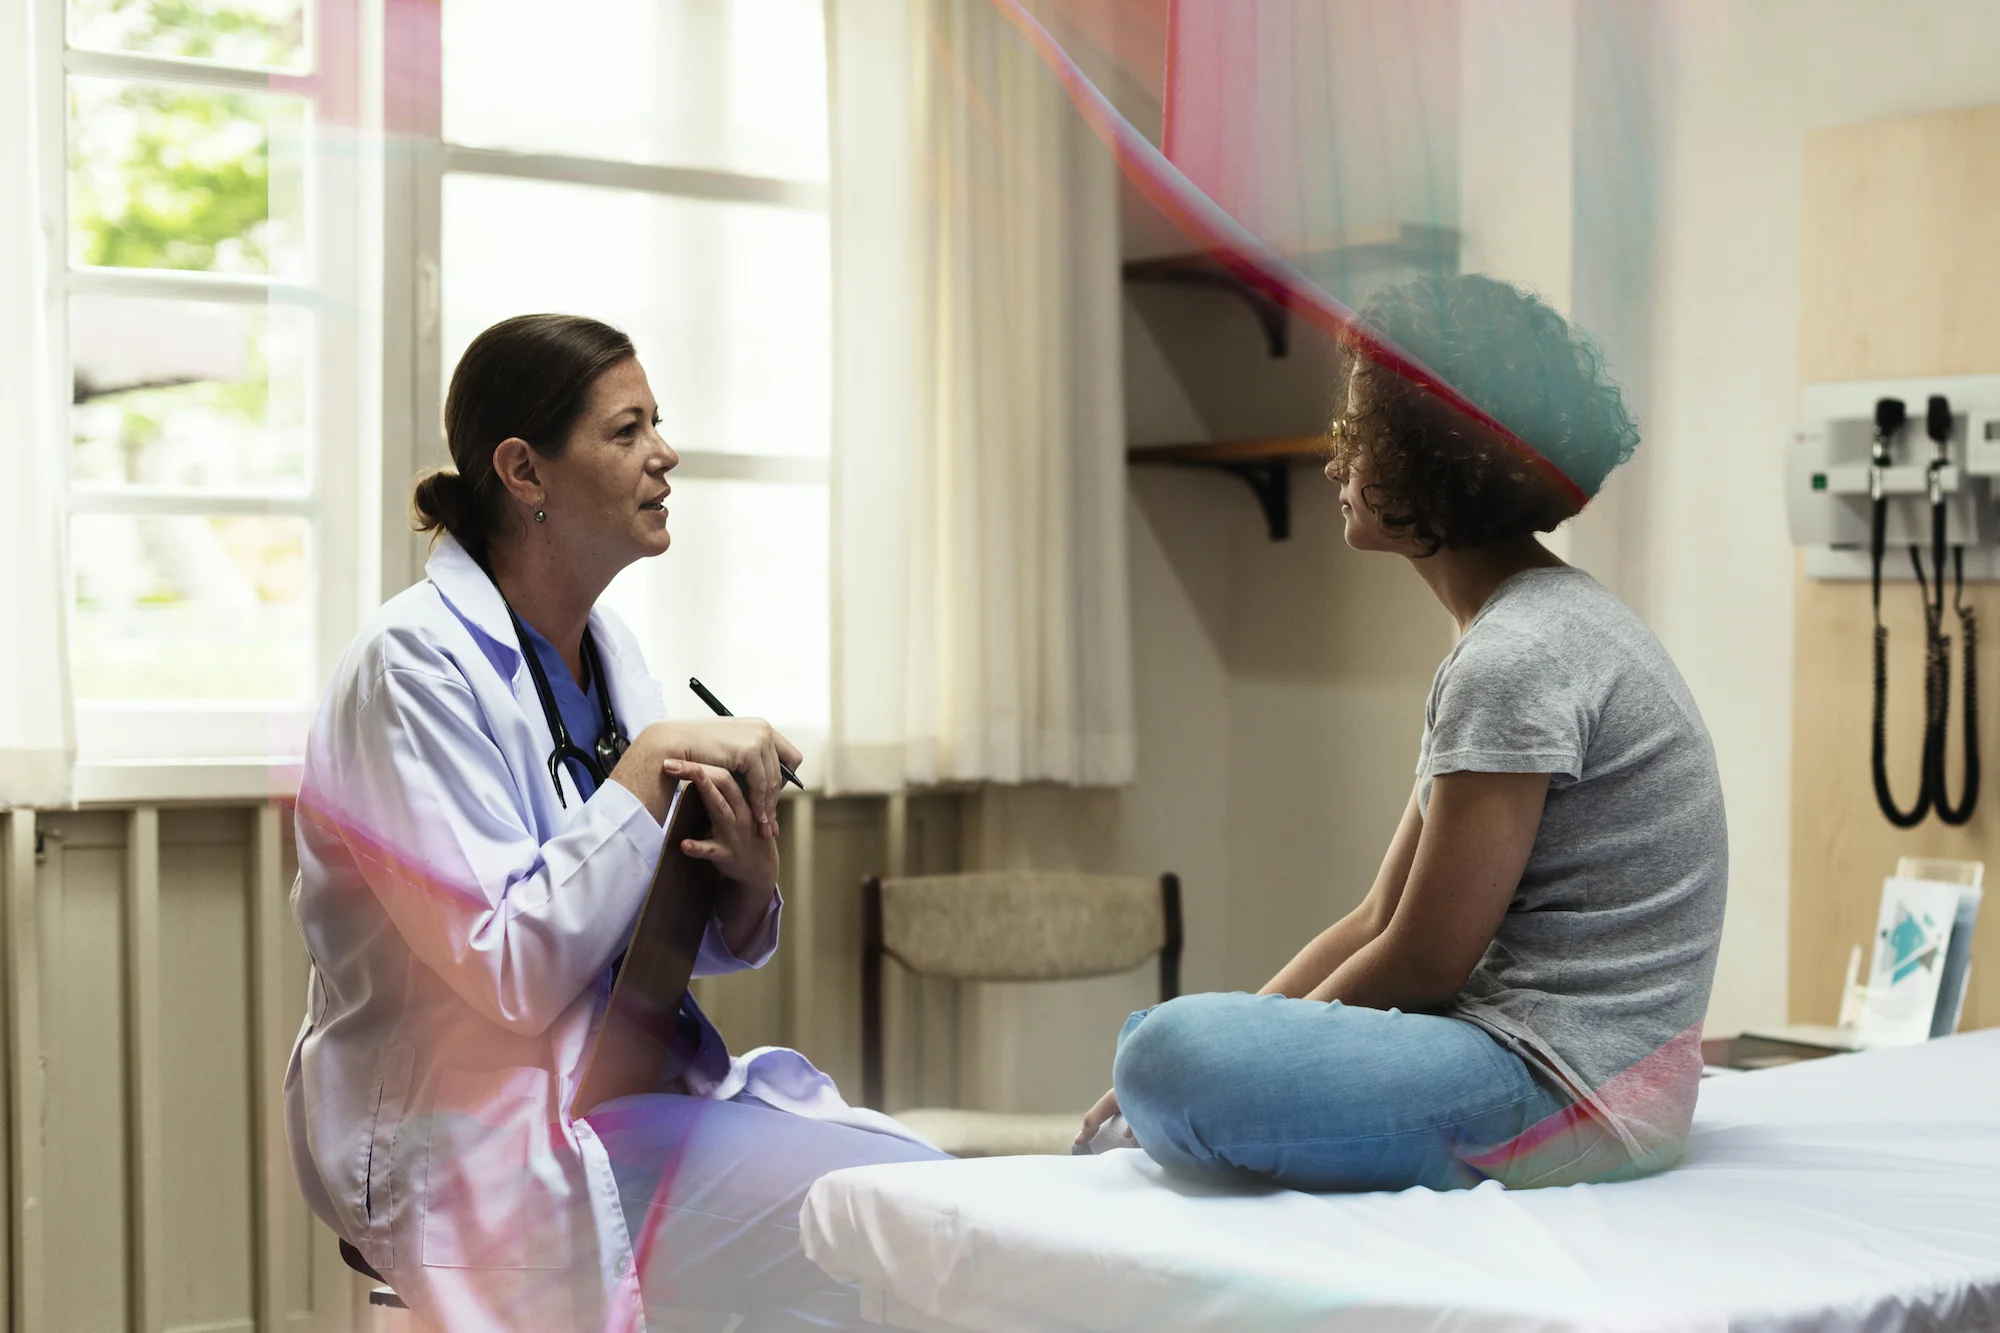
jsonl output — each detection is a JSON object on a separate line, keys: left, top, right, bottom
{"left": 802, "top": 1027, "right": 2000, "bottom": 1332}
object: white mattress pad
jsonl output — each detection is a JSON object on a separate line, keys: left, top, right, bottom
{"left": 802, "top": 1029, "right": 2000, "bottom": 1332}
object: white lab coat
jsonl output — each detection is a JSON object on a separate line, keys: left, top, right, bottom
{"left": 284, "top": 536, "right": 912, "bottom": 1333}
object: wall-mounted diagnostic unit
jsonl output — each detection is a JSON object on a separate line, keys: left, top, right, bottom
{"left": 1787, "top": 373, "right": 2000, "bottom": 828}
{"left": 1789, "top": 374, "right": 2000, "bottom": 581}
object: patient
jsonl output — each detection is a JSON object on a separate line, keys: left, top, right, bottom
{"left": 1081, "top": 273, "right": 1727, "bottom": 1191}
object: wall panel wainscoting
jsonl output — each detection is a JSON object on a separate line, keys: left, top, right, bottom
{"left": 4, "top": 804, "right": 353, "bottom": 1333}
{"left": 0, "top": 791, "right": 970, "bottom": 1331}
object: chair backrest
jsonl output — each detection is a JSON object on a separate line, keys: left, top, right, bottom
{"left": 876, "top": 872, "right": 1169, "bottom": 980}
{"left": 861, "top": 871, "right": 1182, "bottom": 1109}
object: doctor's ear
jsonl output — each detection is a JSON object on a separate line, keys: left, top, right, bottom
{"left": 491, "top": 437, "right": 548, "bottom": 512}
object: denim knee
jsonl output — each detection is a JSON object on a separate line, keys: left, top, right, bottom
{"left": 1113, "top": 994, "right": 1244, "bottom": 1173}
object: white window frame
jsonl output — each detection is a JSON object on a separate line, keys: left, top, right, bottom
{"left": 382, "top": 2, "right": 833, "bottom": 746}
{"left": 395, "top": 143, "right": 835, "bottom": 567}
{"left": 49, "top": 0, "right": 372, "bottom": 801}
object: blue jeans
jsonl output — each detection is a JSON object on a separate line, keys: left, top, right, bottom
{"left": 587, "top": 1094, "right": 947, "bottom": 1332}
{"left": 1113, "top": 992, "right": 1590, "bottom": 1192}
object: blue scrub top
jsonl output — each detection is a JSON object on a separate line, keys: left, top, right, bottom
{"left": 518, "top": 618, "right": 605, "bottom": 800}
{"left": 519, "top": 616, "right": 724, "bottom": 1075}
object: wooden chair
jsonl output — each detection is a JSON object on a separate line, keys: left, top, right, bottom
{"left": 862, "top": 871, "right": 1183, "bottom": 1156}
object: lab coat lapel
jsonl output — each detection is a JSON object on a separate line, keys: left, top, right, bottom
{"left": 423, "top": 536, "right": 591, "bottom": 819}
{"left": 423, "top": 535, "right": 520, "bottom": 662}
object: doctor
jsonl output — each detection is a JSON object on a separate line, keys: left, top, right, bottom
{"left": 285, "top": 313, "right": 941, "bottom": 1333}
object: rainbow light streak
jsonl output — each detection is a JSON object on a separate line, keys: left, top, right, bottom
{"left": 983, "top": 0, "right": 1591, "bottom": 512}
{"left": 299, "top": 790, "right": 688, "bottom": 1333}
{"left": 296, "top": 792, "right": 494, "bottom": 915}
{"left": 1458, "top": 1022, "right": 1706, "bottom": 1184}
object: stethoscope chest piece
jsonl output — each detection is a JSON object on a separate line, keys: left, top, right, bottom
{"left": 594, "top": 729, "right": 629, "bottom": 777}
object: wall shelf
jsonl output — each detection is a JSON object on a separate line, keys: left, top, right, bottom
{"left": 1127, "top": 436, "right": 1326, "bottom": 540}
{"left": 1121, "top": 224, "right": 1460, "bottom": 359}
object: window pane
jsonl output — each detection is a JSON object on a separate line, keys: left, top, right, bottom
{"left": 601, "top": 478, "right": 829, "bottom": 740}
{"left": 70, "top": 296, "right": 310, "bottom": 490}
{"left": 71, "top": 514, "right": 313, "bottom": 702}
{"left": 442, "top": 174, "right": 829, "bottom": 457}
{"left": 67, "top": 0, "right": 311, "bottom": 72}
{"left": 69, "top": 77, "right": 308, "bottom": 277}
{"left": 442, "top": 0, "right": 827, "bottom": 182}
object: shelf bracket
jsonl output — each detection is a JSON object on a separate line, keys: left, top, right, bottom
{"left": 1126, "top": 269, "right": 1290, "bottom": 358}
{"left": 1150, "top": 459, "right": 1289, "bottom": 540}
{"left": 1127, "top": 438, "right": 1323, "bottom": 541}
{"left": 1221, "top": 460, "right": 1291, "bottom": 540}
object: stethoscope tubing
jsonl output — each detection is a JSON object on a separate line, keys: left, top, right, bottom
{"left": 504, "top": 601, "right": 629, "bottom": 808}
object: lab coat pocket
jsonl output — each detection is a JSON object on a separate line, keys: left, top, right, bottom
{"left": 420, "top": 1065, "right": 573, "bottom": 1269}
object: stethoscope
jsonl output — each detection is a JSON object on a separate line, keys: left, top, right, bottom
{"left": 1868, "top": 394, "right": 1979, "bottom": 827}
{"left": 505, "top": 602, "right": 629, "bottom": 808}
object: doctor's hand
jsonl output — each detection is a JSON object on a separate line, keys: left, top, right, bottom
{"left": 617, "top": 719, "right": 802, "bottom": 838}
{"left": 665, "top": 760, "right": 780, "bottom": 895}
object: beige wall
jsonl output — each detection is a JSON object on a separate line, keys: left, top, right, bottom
{"left": 1634, "top": 0, "right": 2000, "bottom": 1032}
{"left": 1786, "top": 103, "right": 2000, "bottom": 1037}
{"left": 966, "top": 0, "right": 2000, "bottom": 1115}
{"left": 1445, "top": 0, "right": 2000, "bottom": 1035}
{"left": 953, "top": 0, "right": 1464, "bottom": 1109}
{"left": 952, "top": 458, "right": 1450, "bottom": 1118}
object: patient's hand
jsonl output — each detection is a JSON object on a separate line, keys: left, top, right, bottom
{"left": 1077, "top": 1088, "right": 1123, "bottom": 1148}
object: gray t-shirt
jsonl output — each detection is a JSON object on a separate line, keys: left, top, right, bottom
{"left": 1418, "top": 566, "right": 1726, "bottom": 1176}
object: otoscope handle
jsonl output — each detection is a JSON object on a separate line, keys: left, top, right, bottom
{"left": 1927, "top": 394, "right": 1953, "bottom": 447}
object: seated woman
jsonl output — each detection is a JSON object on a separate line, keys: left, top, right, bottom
{"left": 286, "top": 314, "right": 943, "bottom": 1333}
{"left": 1081, "top": 274, "right": 1727, "bottom": 1191}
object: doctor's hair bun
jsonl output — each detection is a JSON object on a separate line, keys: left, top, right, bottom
{"left": 418, "top": 313, "right": 637, "bottom": 564}
{"left": 411, "top": 467, "right": 475, "bottom": 538}
{"left": 1327, "top": 274, "right": 1639, "bottom": 554}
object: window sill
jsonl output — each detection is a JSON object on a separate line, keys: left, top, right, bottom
{"left": 73, "top": 759, "right": 302, "bottom": 806}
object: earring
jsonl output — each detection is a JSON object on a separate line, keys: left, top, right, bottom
{"left": 534, "top": 509, "right": 546, "bottom": 524}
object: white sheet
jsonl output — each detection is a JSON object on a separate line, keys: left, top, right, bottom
{"left": 802, "top": 1029, "right": 2000, "bottom": 1333}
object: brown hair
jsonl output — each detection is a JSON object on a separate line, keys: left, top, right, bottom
{"left": 413, "top": 313, "right": 636, "bottom": 565}
{"left": 1326, "top": 274, "right": 1639, "bottom": 554}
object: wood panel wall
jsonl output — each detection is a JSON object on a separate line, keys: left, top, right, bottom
{"left": 0, "top": 792, "right": 963, "bottom": 1332}
{"left": 2, "top": 805, "right": 356, "bottom": 1333}
{"left": 1790, "top": 105, "right": 2000, "bottom": 1031}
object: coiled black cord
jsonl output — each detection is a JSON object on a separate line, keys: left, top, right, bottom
{"left": 1870, "top": 394, "right": 1981, "bottom": 828}
{"left": 1870, "top": 397, "right": 1931, "bottom": 826}
{"left": 1872, "top": 544, "right": 1935, "bottom": 827}
{"left": 1932, "top": 547, "right": 1980, "bottom": 825}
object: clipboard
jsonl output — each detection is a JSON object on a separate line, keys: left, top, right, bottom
{"left": 574, "top": 782, "right": 720, "bottom": 1115}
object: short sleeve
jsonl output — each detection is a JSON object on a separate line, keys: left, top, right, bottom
{"left": 1420, "top": 625, "right": 1587, "bottom": 781}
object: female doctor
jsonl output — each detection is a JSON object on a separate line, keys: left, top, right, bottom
{"left": 284, "top": 313, "right": 942, "bottom": 1333}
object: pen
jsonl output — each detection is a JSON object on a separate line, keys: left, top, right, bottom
{"left": 688, "top": 677, "right": 806, "bottom": 790}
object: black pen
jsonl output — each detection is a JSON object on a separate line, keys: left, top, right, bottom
{"left": 688, "top": 677, "right": 805, "bottom": 790}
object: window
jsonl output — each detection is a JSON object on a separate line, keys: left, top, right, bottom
{"left": 425, "top": 0, "right": 835, "bottom": 765}
{"left": 47, "top": 0, "right": 832, "bottom": 780}
{"left": 56, "top": 0, "right": 367, "bottom": 770}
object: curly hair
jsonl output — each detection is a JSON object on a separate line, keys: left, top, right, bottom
{"left": 1325, "top": 274, "right": 1639, "bottom": 553}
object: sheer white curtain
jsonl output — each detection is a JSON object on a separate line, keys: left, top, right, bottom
{"left": 824, "top": 0, "right": 1133, "bottom": 793}
{"left": 0, "top": 0, "right": 75, "bottom": 806}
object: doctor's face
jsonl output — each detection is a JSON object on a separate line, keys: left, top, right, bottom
{"left": 544, "top": 356, "right": 679, "bottom": 568}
